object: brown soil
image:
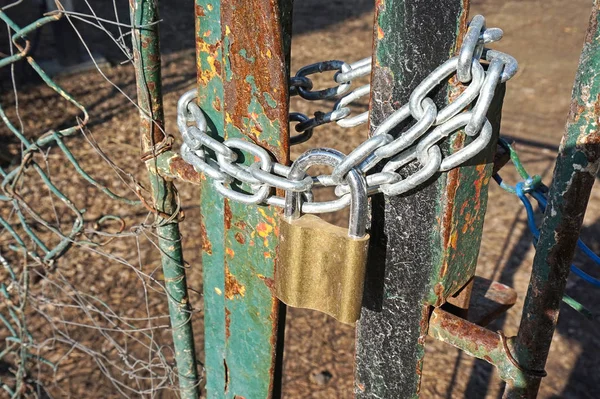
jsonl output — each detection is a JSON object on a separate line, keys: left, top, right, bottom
{"left": 1, "top": 0, "right": 599, "bottom": 398}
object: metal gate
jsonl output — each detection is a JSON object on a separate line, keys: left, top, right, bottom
{"left": 131, "top": 0, "right": 600, "bottom": 397}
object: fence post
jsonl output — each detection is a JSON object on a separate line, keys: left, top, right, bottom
{"left": 195, "top": 1, "right": 292, "bottom": 397}
{"left": 130, "top": 1, "right": 200, "bottom": 397}
{"left": 355, "top": 1, "right": 505, "bottom": 397}
{"left": 505, "top": 2, "right": 600, "bottom": 397}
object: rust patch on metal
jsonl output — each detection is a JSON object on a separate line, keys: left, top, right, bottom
{"left": 473, "top": 164, "right": 489, "bottom": 211}
{"left": 169, "top": 155, "right": 203, "bottom": 184}
{"left": 221, "top": 0, "right": 290, "bottom": 161}
{"left": 234, "top": 232, "right": 245, "bottom": 244}
{"left": 225, "top": 308, "right": 231, "bottom": 339}
{"left": 224, "top": 199, "right": 232, "bottom": 229}
{"left": 258, "top": 275, "right": 276, "bottom": 295}
{"left": 433, "top": 282, "right": 445, "bottom": 307}
{"left": 433, "top": 308, "right": 499, "bottom": 349}
{"left": 455, "top": 0, "right": 470, "bottom": 52}
{"left": 415, "top": 305, "right": 431, "bottom": 395}
{"left": 225, "top": 265, "right": 246, "bottom": 299}
{"left": 576, "top": 94, "right": 600, "bottom": 162}
{"left": 195, "top": 3, "right": 205, "bottom": 17}
{"left": 234, "top": 220, "right": 247, "bottom": 230}
{"left": 213, "top": 97, "right": 222, "bottom": 112}
{"left": 438, "top": 163, "right": 461, "bottom": 285}
{"left": 567, "top": 101, "right": 586, "bottom": 124}
{"left": 256, "top": 222, "right": 273, "bottom": 238}
{"left": 585, "top": 5, "right": 599, "bottom": 45}
{"left": 196, "top": 33, "right": 222, "bottom": 85}
{"left": 199, "top": 214, "right": 213, "bottom": 255}
{"left": 417, "top": 305, "right": 430, "bottom": 345}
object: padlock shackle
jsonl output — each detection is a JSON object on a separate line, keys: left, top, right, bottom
{"left": 284, "top": 148, "right": 368, "bottom": 238}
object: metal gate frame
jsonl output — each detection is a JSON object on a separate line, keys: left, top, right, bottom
{"left": 131, "top": 0, "right": 600, "bottom": 397}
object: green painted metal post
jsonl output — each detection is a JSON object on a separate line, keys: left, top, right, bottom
{"left": 130, "top": 1, "right": 200, "bottom": 397}
{"left": 505, "top": 2, "right": 600, "bottom": 397}
{"left": 195, "top": 1, "right": 228, "bottom": 396}
{"left": 196, "top": 1, "right": 292, "bottom": 397}
{"left": 356, "top": 1, "right": 506, "bottom": 397}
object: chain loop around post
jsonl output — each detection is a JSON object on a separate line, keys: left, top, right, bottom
{"left": 176, "top": 14, "right": 517, "bottom": 215}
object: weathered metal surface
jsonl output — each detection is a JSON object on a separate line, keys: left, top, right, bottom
{"left": 355, "top": 2, "right": 469, "bottom": 397}
{"left": 465, "top": 276, "right": 517, "bottom": 327}
{"left": 196, "top": 0, "right": 291, "bottom": 397}
{"left": 151, "top": 151, "right": 203, "bottom": 184}
{"left": 356, "top": 2, "right": 509, "bottom": 397}
{"left": 428, "top": 308, "right": 526, "bottom": 389}
{"left": 506, "top": 3, "right": 600, "bottom": 397}
{"left": 130, "top": 1, "right": 199, "bottom": 398}
{"left": 275, "top": 214, "right": 369, "bottom": 324}
{"left": 195, "top": 0, "right": 227, "bottom": 396}
{"left": 434, "top": 77, "right": 506, "bottom": 305}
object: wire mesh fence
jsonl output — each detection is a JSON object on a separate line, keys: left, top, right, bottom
{"left": 0, "top": 1, "right": 200, "bottom": 397}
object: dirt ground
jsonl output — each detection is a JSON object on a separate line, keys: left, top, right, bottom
{"left": 1, "top": 0, "right": 600, "bottom": 398}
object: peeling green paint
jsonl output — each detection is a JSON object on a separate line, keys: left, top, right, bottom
{"left": 196, "top": 1, "right": 227, "bottom": 397}
{"left": 239, "top": 48, "right": 256, "bottom": 62}
{"left": 197, "top": 1, "right": 292, "bottom": 397}
{"left": 262, "top": 92, "right": 278, "bottom": 108}
{"left": 508, "top": 3, "right": 600, "bottom": 397}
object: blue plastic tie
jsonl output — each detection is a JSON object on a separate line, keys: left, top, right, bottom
{"left": 512, "top": 179, "right": 600, "bottom": 288}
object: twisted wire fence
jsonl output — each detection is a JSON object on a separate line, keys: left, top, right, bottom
{"left": 0, "top": 1, "right": 200, "bottom": 397}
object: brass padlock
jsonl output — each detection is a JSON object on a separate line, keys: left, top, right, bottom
{"left": 275, "top": 148, "right": 370, "bottom": 325}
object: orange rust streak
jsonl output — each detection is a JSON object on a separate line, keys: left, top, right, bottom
{"left": 256, "top": 222, "right": 273, "bottom": 238}
{"left": 221, "top": 0, "right": 289, "bottom": 162}
{"left": 169, "top": 156, "right": 203, "bottom": 184}
{"left": 224, "top": 200, "right": 232, "bottom": 229}
{"left": 199, "top": 214, "right": 213, "bottom": 255}
{"left": 225, "top": 308, "right": 231, "bottom": 339}
{"left": 234, "top": 232, "right": 245, "bottom": 244}
{"left": 225, "top": 266, "right": 246, "bottom": 299}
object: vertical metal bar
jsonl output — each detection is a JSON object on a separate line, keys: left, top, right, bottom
{"left": 195, "top": 0, "right": 227, "bottom": 396}
{"left": 356, "top": 2, "right": 468, "bottom": 395}
{"left": 196, "top": 0, "right": 292, "bottom": 397}
{"left": 130, "top": 1, "right": 199, "bottom": 398}
{"left": 505, "top": 2, "right": 600, "bottom": 397}
{"left": 356, "top": 1, "right": 504, "bottom": 397}
{"left": 221, "top": 2, "right": 290, "bottom": 396}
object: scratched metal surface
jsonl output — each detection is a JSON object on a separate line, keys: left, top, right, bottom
{"left": 196, "top": 0, "right": 291, "bottom": 397}
{"left": 195, "top": 0, "right": 227, "bottom": 396}
{"left": 508, "top": 2, "right": 600, "bottom": 397}
{"left": 355, "top": 1, "right": 486, "bottom": 397}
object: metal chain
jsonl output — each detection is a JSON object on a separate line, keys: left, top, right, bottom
{"left": 177, "top": 15, "right": 518, "bottom": 214}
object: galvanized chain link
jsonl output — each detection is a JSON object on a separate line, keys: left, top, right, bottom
{"left": 177, "top": 15, "right": 518, "bottom": 213}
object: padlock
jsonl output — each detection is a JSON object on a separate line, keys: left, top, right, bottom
{"left": 275, "top": 148, "right": 370, "bottom": 325}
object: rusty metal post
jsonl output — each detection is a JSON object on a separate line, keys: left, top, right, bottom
{"left": 505, "top": 2, "right": 600, "bottom": 397}
{"left": 130, "top": 0, "right": 200, "bottom": 397}
{"left": 195, "top": 0, "right": 292, "bottom": 397}
{"left": 355, "top": 1, "right": 506, "bottom": 397}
